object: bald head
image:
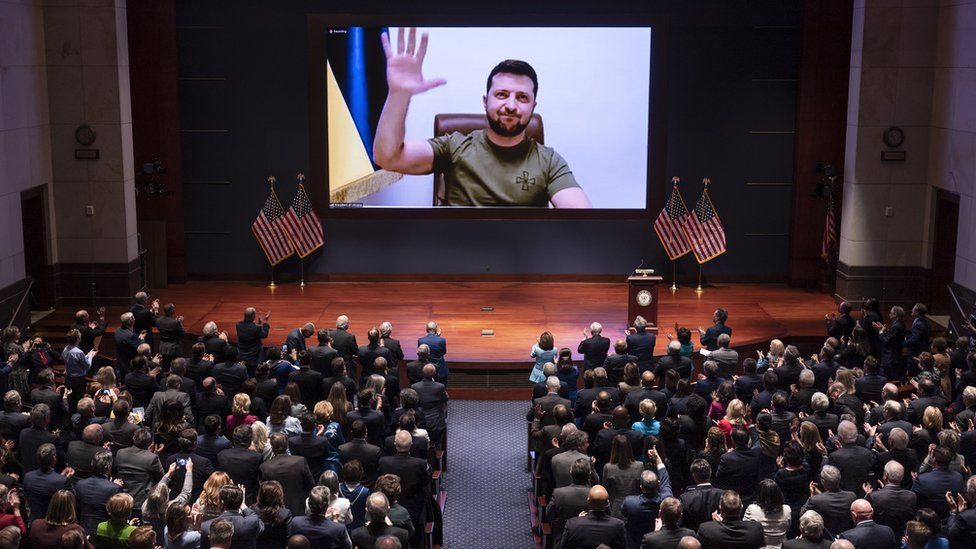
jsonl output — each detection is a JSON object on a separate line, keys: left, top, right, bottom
{"left": 587, "top": 485, "right": 609, "bottom": 511}
{"left": 82, "top": 423, "right": 104, "bottom": 444}
{"left": 830, "top": 541, "right": 855, "bottom": 549}
{"left": 422, "top": 364, "right": 436, "bottom": 378}
{"left": 678, "top": 537, "right": 701, "bottom": 549}
{"left": 612, "top": 406, "right": 629, "bottom": 427}
{"left": 850, "top": 499, "right": 872, "bottom": 523}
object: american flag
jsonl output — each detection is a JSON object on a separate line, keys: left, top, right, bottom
{"left": 252, "top": 186, "right": 294, "bottom": 266}
{"left": 821, "top": 193, "right": 837, "bottom": 262}
{"left": 282, "top": 182, "right": 324, "bottom": 258}
{"left": 683, "top": 182, "right": 727, "bottom": 264}
{"left": 654, "top": 180, "right": 693, "bottom": 260}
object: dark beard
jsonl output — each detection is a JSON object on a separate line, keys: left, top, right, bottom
{"left": 487, "top": 113, "right": 529, "bottom": 138}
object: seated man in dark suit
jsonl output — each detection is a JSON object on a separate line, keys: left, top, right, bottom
{"left": 783, "top": 510, "right": 832, "bottom": 549}
{"left": 186, "top": 342, "right": 215, "bottom": 385}
{"left": 29, "top": 369, "right": 68, "bottom": 423}
{"left": 578, "top": 322, "right": 611, "bottom": 371}
{"left": 0, "top": 390, "right": 30, "bottom": 445}
{"left": 680, "top": 459, "right": 724, "bottom": 531}
{"left": 800, "top": 465, "right": 857, "bottom": 538}
{"left": 837, "top": 499, "right": 897, "bottom": 549}
{"left": 655, "top": 340, "right": 693, "bottom": 381}
{"left": 640, "top": 497, "right": 696, "bottom": 549}
{"left": 19, "top": 404, "right": 58, "bottom": 473}
{"left": 217, "top": 425, "right": 263, "bottom": 505}
{"left": 559, "top": 485, "right": 627, "bottom": 549}
{"left": 625, "top": 315, "right": 657, "bottom": 373}
{"left": 854, "top": 356, "right": 887, "bottom": 408}
{"left": 714, "top": 427, "right": 761, "bottom": 503}
{"left": 733, "top": 358, "right": 763, "bottom": 404}
{"left": 200, "top": 485, "right": 265, "bottom": 548}
{"left": 864, "top": 460, "right": 916, "bottom": 539}
{"left": 288, "top": 485, "right": 351, "bottom": 547}
{"left": 906, "top": 378, "right": 947, "bottom": 426}
{"left": 323, "top": 358, "right": 358, "bottom": 404}
{"left": 235, "top": 307, "right": 270, "bottom": 372}
{"left": 698, "top": 308, "right": 731, "bottom": 351}
{"left": 532, "top": 363, "right": 569, "bottom": 400}
{"left": 603, "top": 340, "right": 637, "bottom": 386}
{"left": 198, "top": 321, "right": 230, "bottom": 364}
{"left": 696, "top": 490, "right": 763, "bottom": 549}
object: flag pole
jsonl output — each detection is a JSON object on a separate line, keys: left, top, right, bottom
{"left": 696, "top": 265, "right": 703, "bottom": 293}
{"left": 670, "top": 261, "right": 677, "bottom": 292}
{"left": 267, "top": 175, "right": 277, "bottom": 288}
{"left": 296, "top": 172, "right": 307, "bottom": 288}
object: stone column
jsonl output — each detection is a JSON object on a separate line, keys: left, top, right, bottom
{"left": 44, "top": 0, "right": 141, "bottom": 304}
{"left": 835, "top": 1, "right": 939, "bottom": 309}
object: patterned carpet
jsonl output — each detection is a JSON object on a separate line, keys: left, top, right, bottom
{"left": 442, "top": 400, "right": 535, "bottom": 548}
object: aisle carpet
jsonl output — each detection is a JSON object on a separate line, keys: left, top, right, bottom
{"left": 441, "top": 400, "right": 535, "bottom": 548}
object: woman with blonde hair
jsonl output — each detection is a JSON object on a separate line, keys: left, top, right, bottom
{"left": 226, "top": 393, "right": 256, "bottom": 433}
{"left": 314, "top": 400, "right": 345, "bottom": 473}
{"left": 250, "top": 421, "right": 273, "bottom": 462}
{"left": 193, "top": 471, "right": 232, "bottom": 522}
{"left": 529, "top": 331, "right": 557, "bottom": 383}
{"left": 96, "top": 366, "right": 120, "bottom": 395}
{"left": 835, "top": 367, "right": 857, "bottom": 396}
{"left": 142, "top": 460, "right": 194, "bottom": 542}
{"left": 717, "top": 398, "right": 749, "bottom": 443}
{"left": 797, "top": 421, "right": 827, "bottom": 475}
{"left": 757, "top": 339, "right": 786, "bottom": 372}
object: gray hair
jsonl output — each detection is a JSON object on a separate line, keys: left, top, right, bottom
{"left": 426, "top": 321, "right": 438, "bottom": 333}
{"left": 884, "top": 460, "right": 904, "bottom": 485}
{"left": 830, "top": 541, "right": 855, "bottom": 549}
{"left": 799, "top": 369, "right": 814, "bottom": 387}
{"left": 366, "top": 492, "right": 390, "bottom": 521}
{"left": 838, "top": 420, "right": 857, "bottom": 444}
{"left": 336, "top": 315, "right": 349, "bottom": 329}
{"left": 634, "top": 316, "right": 647, "bottom": 329}
{"left": 120, "top": 312, "right": 135, "bottom": 327}
{"left": 545, "top": 376, "right": 561, "bottom": 392}
{"left": 542, "top": 362, "right": 557, "bottom": 377}
{"left": 590, "top": 322, "right": 602, "bottom": 335}
{"left": 884, "top": 400, "right": 904, "bottom": 419}
{"left": 203, "top": 321, "right": 218, "bottom": 337}
{"left": 380, "top": 322, "right": 393, "bottom": 337}
{"left": 717, "top": 333, "right": 731, "bottom": 348}
{"left": 799, "top": 510, "right": 824, "bottom": 539}
{"left": 820, "top": 465, "right": 841, "bottom": 491}
{"left": 964, "top": 386, "right": 976, "bottom": 404}
{"left": 811, "top": 392, "right": 829, "bottom": 412}
{"left": 669, "top": 340, "right": 681, "bottom": 353}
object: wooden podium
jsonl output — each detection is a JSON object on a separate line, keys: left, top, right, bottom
{"left": 627, "top": 274, "right": 664, "bottom": 332}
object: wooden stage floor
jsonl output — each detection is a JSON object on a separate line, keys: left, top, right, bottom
{"left": 144, "top": 281, "right": 837, "bottom": 366}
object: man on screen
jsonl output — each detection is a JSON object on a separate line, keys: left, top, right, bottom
{"left": 373, "top": 27, "right": 592, "bottom": 208}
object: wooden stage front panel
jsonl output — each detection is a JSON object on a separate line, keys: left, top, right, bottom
{"left": 145, "top": 281, "right": 836, "bottom": 366}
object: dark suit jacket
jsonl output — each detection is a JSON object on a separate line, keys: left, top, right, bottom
{"left": 199, "top": 334, "right": 229, "bottom": 364}
{"left": 783, "top": 538, "right": 832, "bottom": 549}
{"left": 347, "top": 408, "right": 387, "bottom": 447}
{"left": 114, "top": 327, "right": 142, "bottom": 372}
{"left": 947, "top": 507, "right": 976, "bottom": 548}
{"left": 23, "top": 468, "right": 71, "bottom": 523}
{"left": 218, "top": 446, "right": 264, "bottom": 504}
{"left": 260, "top": 454, "right": 315, "bottom": 516}
{"left": 679, "top": 483, "right": 724, "bottom": 531}
{"left": 329, "top": 328, "right": 359, "bottom": 369}
{"left": 164, "top": 451, "right": 213, "bottom": 503}
{"left": 124, "top": 370, "right": 160, "bottom": 409}
{"left": 546, "top": 484, "right": 589, "bottom": 543}
{"left": 308, "top": 344, "right": 339, "bottom": 376}
{"left": 559, "top": 511, "right": 627, "bottom": 549}
{"left": 236, "top": 320, "right": 270, "bottom": 366}
{"left": 697, "top": 518, "right": 763, "bottom": 549}
{"left": 694, "top": 376, "right": 726, "bottom": 398}
{"left": 839, "top": 520, "right": 898, "bottom": 549}
{"left": 74, "top": 317, "right": 106, "bottom": 353}
{"left": 700, "top": 322, "right": 732, "bottom": 351}
{"left": 285, "top": 328, "right": 308, "bottom": 354}
{"left": 855, "top": 374, "right": 888, "bottom": 407}
{"left": 289, "top": 433, "right": 333, "bottom": 478}
{"left": 405, "top": 359, "right": 426, "bottom": 385}
{"left": 350, "top": 523, "right": 410, "bottom": 549}
{"left": 880, "top": 322, "right": 907, "bottom": 375}
{"left": 115, "top": 446, "right": 165, "bottom": 507}
{"left": 156, "top": 315, "right": 185, "bottom": 357}
{"left": 196, "top": 433, "right": 232, "bottom": 467}
{"left": 641, "top": 526, "right": 697, "bottom": 549}
{"left": 339, "top": 438, "right": 383, "bottom": 484}
{"left": 76, "top": 475, "right": 123, "bottom": 533}
{"left": 865, "top": 484, "right": 916, "bottom": 537}
{"left": 146, "top": 388, "right": 192, "bottom": 428}
{"left": 624, "top": 387, "right": 667, "bottom": 421}
{"left": 827, "top": 444, "right": 875, "bottom": 496}
{"left": 357, "top": 344, "right": 393, "bottom": 380}
{"left": 528, "top": 393, "right": 572, "bottom": 426}
{"left": 654, "top": 352, "right": 693, "bottom": 380}
{"left": 382, "top": 336, "right": 404, "bottom": 365}
{"left": 186, "top": 358, "right": 214, "bottom": 385}
{"left": 323, "top": 375, "right": 357, "bottom": 403}
{"left": 734, "top": 373, "right": 764, "bottom": 404}
{"left": 131, "top": 304, "right": 158, "bottom": 350}
{"left": 417, "top": 333, "right": 448, "bottom": 379}
{"left": 904, "top": 316, "right": 931, "bottom": 358}
{"left": 800, "top": 490, "right": 857, "bottom": 537}
{"left": 66, "top": 440, "right": 103, "bottom": 478}
{"left": 287, "top": 515, "right": 350, "bottom": 548}
{"left": 377, "top": 453, "right": 430, "bottom": 529}
{"left": 913, "top": 468, "right": 966, "bottom": 518}
{"left": 201, "top": 509, "right": 266, "bottom": 549}
{"left": 578, "top": 335, "right": 611, "bottom": 371}
{"left": 626, "top": 330, "right": 657, "bottom": 371}
{"left": 412, "top": 378, "right": 448, "bottom": 433}
{"left": 715, "top": 446, "right": 762, "bottom": 501}
{"left": 19, "top": 427, "right": 57, "bottom": 472}
{"left": 827, "top": 313, "right": 856, "bottom": 341}
{"left": 212, "top": 361, "right": 248, "bottom": 397}
{"left": 532, "top": 380, "right": 569, "bottom": 400}
{"left": 0, "top": 410, "right": 30, "bottom": 444}
{"left": 288, "top": 366, "right": 325, "bottom": 406}
{"left": 603, "top": 353, "right": 638, "bottom": 385}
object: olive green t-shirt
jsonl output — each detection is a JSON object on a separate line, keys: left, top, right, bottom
{"left": 428, "top": 130, "right": 580, "bottom": 207}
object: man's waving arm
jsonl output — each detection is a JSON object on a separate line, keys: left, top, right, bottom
{"left": 373, "top": 28, "right": 446, "bottom": 175}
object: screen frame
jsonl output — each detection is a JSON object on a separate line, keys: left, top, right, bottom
{"left": 307, "top": 14, "right": 668, "bottom": 220}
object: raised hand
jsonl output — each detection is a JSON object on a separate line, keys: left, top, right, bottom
{"left": 381, "top": 28, "right": 446, "bottom": 96}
